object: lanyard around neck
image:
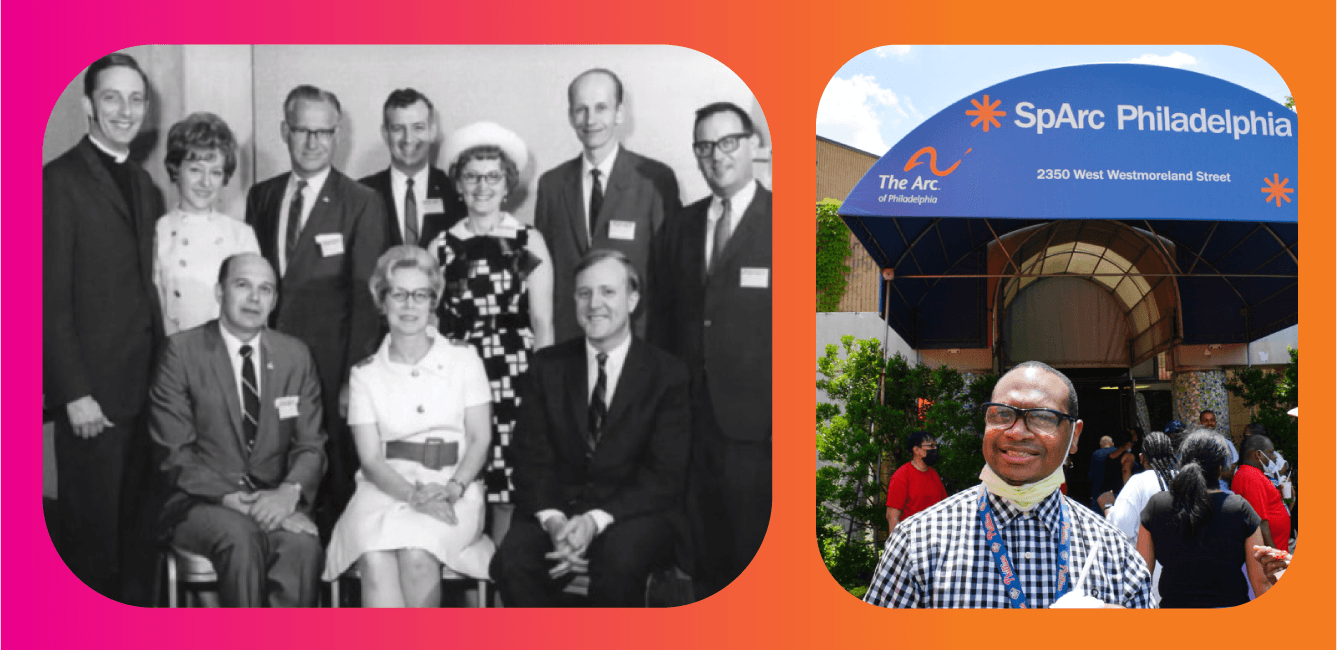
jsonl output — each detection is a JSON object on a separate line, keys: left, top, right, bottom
{"left": 976, "top": 485, "right": 1072, "bottom": 608}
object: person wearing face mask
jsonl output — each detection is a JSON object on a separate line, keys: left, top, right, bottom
{"left": 1233, "top": 434, "right": 1291, "bottom": 551}
{"left": 884, "top": 430, "right": 948, "bottom": 532}
{"left": 864, "top": 361, "right": 1152, "bottom": 608}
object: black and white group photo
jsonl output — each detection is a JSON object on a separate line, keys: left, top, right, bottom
{"left": 41, "top": 44, "right": 773, "bottom": 608}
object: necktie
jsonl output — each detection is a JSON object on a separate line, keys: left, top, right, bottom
{"left": 404, "top": 178, "right": 420, "bottom": 245}
{"left": 285, "top": 180, "right": 308, "bottom": 267}
{"left": 587, "top": 352, "right": 608, "bottom": 455}
{"left": 708, "top": 197, "right": 732, "bottom": 275}
{"left": 240, "top": 344, "right": 259, "bottom": 453}
{"left": 589, "top": 169, "right": 604, "bottom": 238}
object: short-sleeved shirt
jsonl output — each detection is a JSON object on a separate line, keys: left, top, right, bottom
{"left": 885, "top": 462, "right": 948, "bottom": 522}
{"left": 154, "top": 209, "right": 260, "bottom": 335}
{"left": 1141, "top": 491, "right": 1261, "bottom": 608}
{"left": 1231, "top": 464, "right": 1291, "bottom": 551}
{"left": 864, "top": 486, "right": 1153, "bottom": 608}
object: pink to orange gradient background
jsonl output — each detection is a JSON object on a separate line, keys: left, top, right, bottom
{"left": 4, "top": 1, "right": 1332, "bottom": 648}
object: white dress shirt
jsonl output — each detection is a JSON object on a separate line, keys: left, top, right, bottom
{"left": 389, "top": 166, "right": 431, "bottom": 241}
{"left": 580, "top": 143, "right": 620, "bottom": 237}
{"left": 704, "top": 179, "right": 757, "bottom": 265}
{"left": 276, "top": 167, "right": 331, "bottom": 273}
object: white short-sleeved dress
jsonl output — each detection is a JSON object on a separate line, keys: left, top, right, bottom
{"left": 153, "top": 208, "right": 260, "bottom": 335}
{"left": 323, "top": 327, "right": 495, "bottom": 580}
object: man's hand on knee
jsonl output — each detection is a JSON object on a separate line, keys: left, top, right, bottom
{"left": 250, "top": 484, "right": 300, "bottom": 530}
{"left": 222, "top": 491, "right": 257, "bottom": 515}
{"left": 279, "top": 512, "right": 319, "bottom": 536}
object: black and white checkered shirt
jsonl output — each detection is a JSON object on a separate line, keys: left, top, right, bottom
{"left": 864, "top": 485, "right": 1153, "bottom": 608}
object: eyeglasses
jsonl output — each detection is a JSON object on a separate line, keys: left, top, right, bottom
{"left": 460, "top": 171, "right": 505, "bottom": 186}
{"left": 981, "top": 402, "right": 1077, "bottom": 436}
{"left": 288, "top": 125, "right": 336, "bottom": 143}
{"left": 918, "top": 443, "right": 938, "bottom": 450}
{"left": 387, "top": 289, "right": 436, "bottom": 305}
{"left": 692, "top": 132, "right": 752, "bottom": 158}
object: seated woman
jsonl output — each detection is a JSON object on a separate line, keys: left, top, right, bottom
{"left": 324, "top": 245, "right": 494, "bottom": 607}
{"left": 1137, "top": 430, "right": 1271, "bottom": 608}
{"left": 154, "top": 112, "right": 259, "bottom": 335}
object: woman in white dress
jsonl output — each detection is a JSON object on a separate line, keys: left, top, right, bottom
{"left": 153, "top": 112, "right": 259, "bottom": 334}
{"left": 324, "top": 245, "right": 494, "bottom": 607}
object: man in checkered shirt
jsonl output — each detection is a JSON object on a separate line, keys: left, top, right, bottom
{"left": 864, "top": 361, "right": 1153, "bottom": 608}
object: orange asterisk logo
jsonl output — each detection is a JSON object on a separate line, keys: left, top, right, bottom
{"left": 966, "top": 95, "right": 1006, "bottom": 132}
{"left": 1261, "top": 173, "right": 1295, "bottom": 207}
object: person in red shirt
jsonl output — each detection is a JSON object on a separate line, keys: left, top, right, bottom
{"left": 885, "top": 430, "right": 949, "bottom": 531}
{"left": 1233, "top": 433, "right": 1291, "bottom": 551}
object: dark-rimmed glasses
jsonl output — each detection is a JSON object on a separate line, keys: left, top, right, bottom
{"left": 387, "top": 289, "right": 436, "bottom": 305}
{"left": 981, "top": 402, "right": 1076, "bottom": 435}
{"left": 287, "top": 125, "right": 336, "bottom": 144}
{"left": 692, "top": 132, "right": 752, "bottom": 158}
{"left": 461, "top": 171, "right": 505, "bottom": 186}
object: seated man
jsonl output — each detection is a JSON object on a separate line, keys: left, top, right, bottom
{"left": 150, "top": 253, "right": 327, "bottom": 607}
{"left": 491, "top": 250, "right": 690, "bottom": 607}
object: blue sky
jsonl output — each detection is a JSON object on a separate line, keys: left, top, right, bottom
{"left": 816, "top": 45, "right": 1293, "bottom": 156}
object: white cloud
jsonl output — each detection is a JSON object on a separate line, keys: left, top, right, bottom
{"left": 876, "top": 45, "right": 912, "bottom": 58}
{"left": 1126, "top": 51, "right": 1199, "bottom": 68}
{"left": 817, "top": 74, "right": 914, "bottom": 155}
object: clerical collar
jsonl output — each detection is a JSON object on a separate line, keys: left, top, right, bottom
{"left": 88, "top": 134, "right": 129, "bottom": 164}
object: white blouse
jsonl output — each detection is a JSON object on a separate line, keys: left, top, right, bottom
{"left": 154, "top": 209, "right": 260, "bottom": 335}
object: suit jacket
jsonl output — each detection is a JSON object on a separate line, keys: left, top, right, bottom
{"left": 534, "top": 148, "right": 680, "bottom": 342}
{"left": 150, "top": 321, "right": 327, "bottom": 531}
{"left": 649, "top": 183, "right": 772, "bottom": 443}
{"left": 511, "top": 337, "right": 690, "bottom": 523}
{"left": 43, "top": 137, "right": 164, "bottom": 421}
{"left": 245, "top": 168, "right": 388, "bottom": 388}
{"left": 359, "top": 166, "right": 466, "bottom": 247}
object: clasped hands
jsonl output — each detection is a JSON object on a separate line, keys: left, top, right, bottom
{"left": 408, "top": 481, "right": 464, "bottom": 525}
{"left": 222, "top": 485, "right": 315, "bottom": 535}
{"left": 543, "top": 514, "right": 598, "bottom": 579}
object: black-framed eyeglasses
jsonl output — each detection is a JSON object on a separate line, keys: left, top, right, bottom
{"left": 981, "top": 402, "right": 1077, "bottom": 435}
{"left": 387, "top": 289, "right": 436, "bottom": 305}
{"left": 460, "top": 171, "right": 505, "bottom": 186}
{"left": 692, "top": 132, "right": 752, "bottom": 158}
{"left": 288, "top": 125, "right": 336, "bottom": 143}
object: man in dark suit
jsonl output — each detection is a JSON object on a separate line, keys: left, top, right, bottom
{"left": 150, "top": 253, "right": 326, "bottom": 607}
{"left": 42, "top": 53, "right": 165, "bottom": 604}
{"left": 359, "top": 88, "right": 465, "bottom": 247}
{"left": 492, "top": 250, "right": 690, "bottom": 607}
{"left": 535, "top": 69, "right": 680, "bottom": 342}
{"left": 245, "top": 85, "right": 387, "bottom": 537}
{"left": 649, "top": 101, "right": 772, "bottom": 600}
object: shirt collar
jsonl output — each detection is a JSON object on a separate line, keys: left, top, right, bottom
{"left": 390, "top": 165, "right": 429, "bottom": 190}
{"left": 581, "top": 143, "right": 620, "bottom": 179}
{"left": 983, "top": 485, "right": 1068, "bottom": 539}
{"left": 711, "top": 180, "right": 757, "bottom": 223}
{"left": 87, "top": 134, "right": 129, "bottom": 164}
{"left": 218, "top": 321, "right": 262, "bottom": 360}
{"left": 375, "top": 325, "right": 456, "bottom": 377}
{"left": 449, "top": 213, "right": 522, "bottom": 240}
{"left": 288, "top": 166, "right": 331, "bottom": 197}
{"left": 586, "top": 332, "right": 632, "bottom": 369}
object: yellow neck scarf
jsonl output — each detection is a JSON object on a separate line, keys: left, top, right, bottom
{"left": 979, "top": 464, "right": 1066, "bottom": 512}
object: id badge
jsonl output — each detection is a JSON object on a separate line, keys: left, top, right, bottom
{"left": 740, "top": 267, "right": 769, "bottom": 288}
{"left": 422, "top": 198, "right": 445, "bottom": 214}
{"left": 608, "top": 220, "right": 637, "bottom": 241}
{"left": 315, "top": 233, "right": 345, "bottom": 257}
{"left": 275, "top": 396, "right": 300, "bottom": 419}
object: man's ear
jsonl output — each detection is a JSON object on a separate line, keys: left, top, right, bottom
{"left": 1069, "top": 419, "right": 1084, "bottom": 454}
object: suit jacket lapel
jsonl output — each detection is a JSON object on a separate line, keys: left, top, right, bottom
{"left": 285, "top": 170, "right": 339, "bottom": 284}
{"left": 206, "top": 323, "right": 248, "bottom": 453}
{"left": 560, "top": 159, "right": 590, "bottom": 251}
{"left": 564, "top": 346, "right": 591, "bottom": 455}
{"left": 712, "top": 182, "right": 767, "bottom": 275}
{"left": 599, "top": 339, "right": 645, "bottom": 443}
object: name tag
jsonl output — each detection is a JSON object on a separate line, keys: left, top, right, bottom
{"left": 422, "top": 198, "right": 445, "bottom": 214}
{"left": 740, "top": 267, "right": 770, "bottom": 288}
{"left": 315, "top": 233, "right": 344, "bottom": 257}
{"left": 608, "top": 220, "right": 637, "bottom": 241}
{"left": 275, "top": 396, "right": 300, "bottom": 419}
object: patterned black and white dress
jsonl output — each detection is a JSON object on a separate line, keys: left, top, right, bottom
{"left": 429, "top": 213, "right": 541, "bottom": 503}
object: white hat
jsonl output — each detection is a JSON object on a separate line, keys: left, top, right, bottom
{"left": 441, "top": 121, "right": 529, "bottom": 173}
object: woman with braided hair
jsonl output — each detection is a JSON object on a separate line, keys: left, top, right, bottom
{"left": 1099, "top": 431, "right": 1177, "bottom": 605}
{"left": 1136, "top": 430, "right": 1271, "bottom": 608}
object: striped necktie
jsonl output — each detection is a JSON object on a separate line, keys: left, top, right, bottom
{"left": 587, "top": 352, "right": 608, "bottom": 455}
{"left": 240, "top": 344, "right": 259, "bottom": 453}
{"left": 284, "top": 180, "right": 308, "bottom": 267}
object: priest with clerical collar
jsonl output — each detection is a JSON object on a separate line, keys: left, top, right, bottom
{"left": 864, "top": 361, "right": 1153, "bottom": 609}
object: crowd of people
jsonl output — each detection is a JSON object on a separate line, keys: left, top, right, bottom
{"left": 864, "top": 361, "right": 1296, "bottom": 608}
{"left": 43, "top": 53, "right": 772, "bottom": 607}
